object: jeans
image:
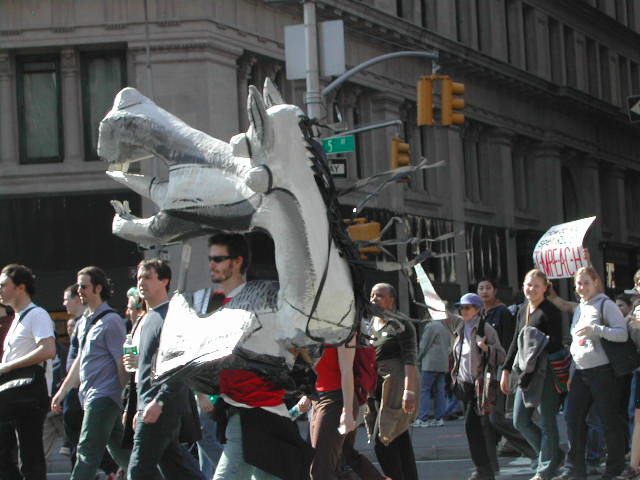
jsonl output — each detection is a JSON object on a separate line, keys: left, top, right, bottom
{"left": 585, "top": 406, "right": 605, "bottom": 465}
{"left": 128, "top": 412, "right": 204, "bottom": 480}
{"left": 213, "top": 413, "right": 278, "bottom": 480}
{"left": 564, "top": 365, "right": 626, "bottom": 478}
{"left": 197, "top": 402, "right": 223, "bottom": 479}
{"left": 0, "top": 406, "right": 47, "bottom": 480}
{"left": 489, "top": 390, "right": 536, "bottom": 458}
{"left": 70, "top": 397, "right": 130, "bottom": 480}
{"left": 443, "top": 393, "right": 462, "bottom": 418}
{"left": 513, "top": 371, "right": 562, "bottom": 479}
{"left": 418, "top": 371, "right": 446, "bottom": 421}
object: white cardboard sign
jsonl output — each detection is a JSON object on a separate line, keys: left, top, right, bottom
{"left": 414, "top": 264, "right": 448, "bottom": 320}
{"left": 532, "top": 216, "right": 596, "bottom": 280}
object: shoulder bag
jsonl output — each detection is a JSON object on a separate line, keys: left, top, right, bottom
{"left": 0, "top": 307, "right": 49, "bottom": 420}
{"left": 599, "top": 299, "right": 640, "bottom": 376}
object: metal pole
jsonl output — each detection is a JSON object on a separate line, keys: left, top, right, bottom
{"left": 325, "top": 119, "right": 404, "bottom": 138}
{"left": 303, "top": 1, "right": 323, "bottom": 120}
{"left": 143, "top": 0, "right": 155, "bottom": 100}
{"left": 321, "top": 50, "right": 439, "bottom": 98}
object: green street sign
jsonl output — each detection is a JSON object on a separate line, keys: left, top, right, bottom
{"left": 323, "top": 135, "right": 356, "bottom": 154}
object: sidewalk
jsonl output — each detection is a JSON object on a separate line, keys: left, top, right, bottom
{"left": 351, "top": 413, "right": 568, "bottom": 462}
{"left": 351, "top": 416, "right": 471, "bottom": 461}
{"left": 47, "top": 414, "right": 569, "bottom": 479}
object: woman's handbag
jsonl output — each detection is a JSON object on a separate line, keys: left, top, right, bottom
{"left": 549, "top": 349, "right": 571, "bottom": 393}
{"left": 599, "top": 299, "right": 640, "bottom": 376}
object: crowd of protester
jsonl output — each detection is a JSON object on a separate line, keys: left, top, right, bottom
{"left": 2, "top": 239, "right": 640, "bottom": 480}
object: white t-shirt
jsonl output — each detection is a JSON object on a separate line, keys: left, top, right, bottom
{"left": 2, "top": 303, "right": 55, "bottom": 394}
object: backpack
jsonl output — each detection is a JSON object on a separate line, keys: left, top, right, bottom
{"left": 353, "top": 333, "right": 378, "bottom": 405}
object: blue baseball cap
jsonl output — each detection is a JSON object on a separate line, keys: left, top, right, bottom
{"left": 455, "top": 293, "right": 483, "bottom": 308}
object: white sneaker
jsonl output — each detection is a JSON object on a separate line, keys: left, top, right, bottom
{"left": 412, "top": 419, "right": 429, "bottom": 427}
{"left": 431, "top": 418, "right": 444, "bottom": 427}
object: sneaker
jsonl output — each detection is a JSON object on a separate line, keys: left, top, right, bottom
{"left": 58, "top": 445, "right": 71, "bottom": 456}
{"left": 412, "top": 419, "right": 429, "bottom": 427}
{"left": 431, "top": 418, "right": 444, "bottom": 427}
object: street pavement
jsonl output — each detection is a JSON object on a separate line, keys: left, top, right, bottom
{"left": 45, "top": 413, "right": 579, "bottom": 479}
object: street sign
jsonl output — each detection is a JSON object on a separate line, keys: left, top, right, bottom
{"left": 322, "top": 135, "right": 355, "bottom": 154}
{"left": 628, "top": 95, "right": 640, "bottom": 123}
{"left": 328, "top": 158, "right": 347, "bottom": 177}
{"left": 284, "top": 20, "right": 345, "bottom": 80}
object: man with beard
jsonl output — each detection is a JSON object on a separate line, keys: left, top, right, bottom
{"left": 51, "top": 267, "right": 130, "bottom": 480}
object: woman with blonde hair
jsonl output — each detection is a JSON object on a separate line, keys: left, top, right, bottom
{"left": 500, "top": 269, "right": 564, "bottom": 480}
{"left": 548, "top": 266, "right": 629, "bottom": 480}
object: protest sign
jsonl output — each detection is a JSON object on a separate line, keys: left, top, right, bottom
{"left": 532, "top": 216, "right": 596, "bottom": 279}
{"left": 414, "top": 264, "right": 448, "bottom": 320}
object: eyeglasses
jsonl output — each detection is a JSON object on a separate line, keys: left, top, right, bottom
{"left": 208, "top": 255, "right": 234, "bottom": 263}
{"left": 78, "top": 284, "right": 89, "bottom": 290}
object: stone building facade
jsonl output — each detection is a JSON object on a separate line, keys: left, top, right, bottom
{"left": 0, "top": 0, "right": 638, "bottom": 310}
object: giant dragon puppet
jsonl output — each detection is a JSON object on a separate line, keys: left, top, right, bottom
{"left": 98, "top": 80, "right": 435, "bottom": 394}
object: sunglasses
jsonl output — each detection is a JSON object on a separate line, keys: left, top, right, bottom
{"left": 78, "top": 284, "right": 90, "bottom": 290}
{"left": 208, "top": 255, "right": 235, "bottom": 263}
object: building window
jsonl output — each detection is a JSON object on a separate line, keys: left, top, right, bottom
{"left": 599, "top": 45, "right": 612, "bottom": 102}
{"left": 631, "top": 61, "right": 639, "bottom": 94}
{"left": 619, "top": 56, "right": 630, "bottom": 107}
{"left": 626, "top": 171, "right": 640, "bottom": 232}
{"left": 586, "top": 38, "right": 599, "bottom": 97}
{"left": 564, "top": 26, "right": 577, "bottom": 87}
{"left": 81, "top": 51, "right": 127, "bottom": 161}
{"left": 522, "top": 4, "right": 537, "bottom": 73}
{"left": 505, "top": 0, "right": 523, "bottom": 67}
{"left": 16, "top": 55, "right": 64, "bottom": 164}
{"left": 548, "top": 18, "right": 563, "bottom": 84}
{"left": 465, "top": 223, "right": 509, "bottom": 286}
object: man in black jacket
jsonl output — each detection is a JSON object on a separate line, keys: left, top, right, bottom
{"left": 125, "top": 258, "right": 204, "bottom": 480}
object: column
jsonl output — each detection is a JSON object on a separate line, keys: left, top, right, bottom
{"left": 581, "top": 157, "right": 604, "bottom": 271}
{"left": 441, "top": 125, "right": 469, "bottom": 291}
{"left": 60, "top": 48, "right": 83, "bottom": 164}
{"left": 531, "top": 142, "right": 564, "bottom": 226}
{"left": 487, "top": 129, "right": 518, "bottom": 288}
{"left": 0, "top": 51, "right": 17, "bottom": 165}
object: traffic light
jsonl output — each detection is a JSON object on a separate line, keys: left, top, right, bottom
{"left": 441, "top": 77, "right": 465, "bottom": 126}
{"left": 345, "top": 218, "right": 381, "bottom": 258}
{"left": 391, "top": 137, "right": 411, "bottom": 170}
{"left": 417, "top": 76, "right": 434, "bottom": 126}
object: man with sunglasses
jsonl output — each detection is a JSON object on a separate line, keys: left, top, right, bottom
{"left": 189, "top": 234, "right": 249, "bottom": 477}
{"left": 51, "top": 266, "right": 130, "bottom": 480}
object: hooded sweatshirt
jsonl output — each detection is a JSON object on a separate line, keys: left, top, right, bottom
{"left": 570, "top": 292, "right": 628, "bottom": 370}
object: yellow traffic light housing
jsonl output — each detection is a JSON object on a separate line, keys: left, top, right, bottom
{"left": 345, "top": 218, "right": 381, "bottom": 258}
{"left": 441, "top": 77, "right": 465, "bottom": 126}
{"left": 417, "top": 76, "right": 434, "bottom": 126}
{"left": 391, "top": 137, "right": 411, "bottom": 170}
